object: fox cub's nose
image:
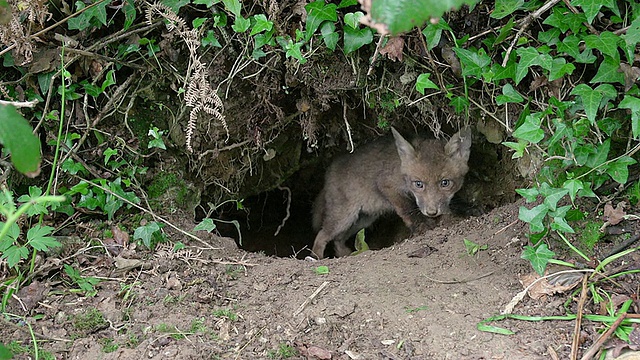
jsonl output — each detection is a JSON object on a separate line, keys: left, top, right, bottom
{"left": 424, "top": 208, "right": 439, "bottom": 217}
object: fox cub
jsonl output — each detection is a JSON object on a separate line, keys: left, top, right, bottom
{"left": 311, "top": 127, "right": 472, "bottom": 259}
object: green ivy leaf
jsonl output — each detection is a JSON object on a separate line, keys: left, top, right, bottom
{"left": 422, "top": 21, "right": 451, "bottom": 51}
{"left": 320, "top": 22, "right": 339, "bottom": 51}
{"left": 519, "top": 204, "right": 548, "bottom": 233}
{"left": 571, "top": 84, "right": 602, "bottom": 124}
{"left": 192, "top": 17, "right": 207, "bottom": 29}
{"left": 343, "top": 25, "right": 373, "bottom": 54}
{"left": 202, "top": 30, "right": 222, "bottom": 48}
{"left": 496, "top": 83, "right": 524, "bottom": 104}
{"left": 134, "top": 222, "right": 161, "bottom": 249}
{"left": 606, "top": 156, "right": 637, "bottom": 184}
{"left": 515, "top": 47, "right": 540, "bottom": 84}
{"left": 584, "top": 32, "right": 620, "bottom": 59}
{"left": 222, "top": 0, "right": 241, "bottom": 17}
{"left": 449, "top": 96, "right": 469, "bottom": 113}
{"left": 621, "top": 16, "right": 640, "bottom": 62}
{"left": 231, "top": 16, "right": 251, "bottom": 33}
{"left": 368, "top": 0, "right": 479, "bottom": 35}
{"left": 123, "top": 0, "right": 136, "bottom": 30}
{"left": 619, "top": 95, "right": 640, "bottom": 139}
{"left": 551, "top": 216, "right": 574, "bottom": 233}
{"left": 453, "top": 48, "right": 491, "bottom": 79}
{"left": 562, "top": 179, "right": 584, "bottom": 203}
{"left": 549, "top": 58, "right": 575, "bottom": 81}
{"left": 502, "top": 141, "right": 527, "bottom": 159}
{"left": 516, "top": 188, "right": 539, "bottom": 202}
{"left": 585, "top": 139, "right": 610, "bottom": 168}
{"left": 590, "top": 56, "right": 625, "bottom": 84}
{"left": 513, "top": 114, "right": 544, "bottom": 143}
{"left": 250, "top": 14, "right": 273, "bottom": 35}
{"left": 194, "top": 218, "right": 216, "bottom": 232}
{"left": 304, "top": 1, "right": 337, "bottom": 42}
{"left": 571, "top": 0, "right": 617, "bottom": 24}
{"left": 491, "top": 0, "right": 524, "bottom": 19}
{"left": 542, "top": 188, "right": 568, "bottom": 212}
{"left": 491, "top": 62, "right": 516, "bottom": 81}
{"left": 521, "top": 243, "right": 555, "bottom": 276}
{"left": 103, "top": 147, "right": 118, "bottom": 165}
{"left": 338, "top": 0, "right": 358, "bottom": 8}
{"left": 415, "top": 73, "right": 439, "bottom": 95}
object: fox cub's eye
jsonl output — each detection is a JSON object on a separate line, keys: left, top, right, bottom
{"left": 440, "top": 179, "right": 452, "bottom": 188}
{"left": 413, "top": 180, "right": 424, "bottom": 189}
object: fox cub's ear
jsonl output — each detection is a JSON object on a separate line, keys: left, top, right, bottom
{"left": 391, "top": 127, "right": 416, "bottom": 160}
{"left": 445, "top": 127, "right": 472, "bottom": 161}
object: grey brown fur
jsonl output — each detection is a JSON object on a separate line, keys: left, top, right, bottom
{"left": 312, "top": 127, "right": 472, "bottom": 259}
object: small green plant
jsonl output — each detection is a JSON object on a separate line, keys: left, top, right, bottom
{"left": 351, "top": 228, "right": 369, "bottom": 256}
{"left": 579, "top": 221, "right": 604, "bottom": 251}
{"left": 463, "top": 238, "right": 488, "bottom": 256}
{"left": 405, "top": 305, "right": 429, "bottom": 313}
{"left": 224, "top": 265, "right": 244, "bottom": 279}
{"left": 314, "top": 266, "right": 330, "bottom": 275}
{"left": 72, "top": 308, "right": 108, "bottom": 333}
{"left": 267, "top": 343, "right": 298, "bottom": 359}
{"left": 64, "top": 265, "right": 100, "bottom": 296}
{"left": 212, "top": 308, "right": 239, "bottom": 322}
{"left": 100, "top": 338, "right": 119, "bottom": 353}
{"left": 133, "top": 221, "right": 165, "bottom": 249}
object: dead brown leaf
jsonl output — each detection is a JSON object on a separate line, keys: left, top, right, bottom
{"left": 380, "top": 36, "right": 404, "bottom": 61}
{"left": 604, "top": 202, "right": 627, "bottom": 225}
{"left": 620, "top": 62, "right": 640, "bottom": 92}
{"left": 296, "top": 342, "right": 332, "bottom": 359}
{"left": 519, "top": 272, "right": 581, "bottom": 300}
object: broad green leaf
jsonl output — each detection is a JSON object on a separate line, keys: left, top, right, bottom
{"left": 231, "top": 16, "right": 250, "bottom": 33}
{"left": 562, "top": 179, "right": 583, "bottom": 202}
{"left": 551, "top": 217, "right": 574, "bottom": 233}
{"left": 202, "top": 30, "right": 222, "bottom": 48}
{"left": 134, "top": 222, "right": 161, "bottom": 249}
{"left": 491, "top": 0, "right": 524, "bottom": 19}
{"left": 543, "top": 7, "right": 586, "bottom": 34}
{"left": 123, "top": 0, "right": 136, "bottom": 30}
{"left": 584, "top": 32, "right": 620, "bottom": 58}
{"left": 585, "top": 139, "right": 610, "bottom": 168}
{"left": 618, "top": 95, "right": 640, "bottom": 139}
{"left": 222, "top": 0, "right": 241, "bottom": 17}
{"left": 494, "top": 17, "right": 515, "bottom": 45}
{"left": 521, "top": 243, "right": 555, "bottom": 276}
{"left": 338, "top": 0, "right": 358, "bottom": 8}
{"left": 194, "top": 218, "right": 216, "bottom": 232}
{"left": 496, "top": 83, "right": 524, "bottom": 104}
{"left": 512, "top": 114, "right": 544, "bottom": 143}
{"left": 548, "top": 58, "right": 575, "bottom": 81}
{"left": 2, "top": 245, "right": 29, "bottom": 268}
{"left": 519, "top": 204, "right": 547, "bottom": 233}
{"left": 422, "top": 20, "right": 451, "bottom": 51}
{"left": 606, "top": 156, "right": 637, "bottom": 184}
{"left": 542, "top": 188, "right": 568, "bottom": 211}
{"left": 415, "top": 73, "right": 439, "bottom": 95}
{"left": 621, "top": 16, "right": 640, "bottom": 62}
{"left": 320, "top": 22, "right": 339, "bottom": 51}
{"left": 491, "top": 62, "right": 516, "bottom": 81}
{"left": 571, "top": 0, "right": 617, "bottom": 24}
{"left": 304, "top": 1, "right": 337, "bottom": 42}
{"left": 515, "top": 47, "right": 540, "bottom": 84}
{"left": 515, "top": 188, "right": 539, "bottom": 202}
{"left": 27, "top": 225, "right": 61, "bottom": 251}
{"left": 590, "top": 56, "right": 625, "bottom": 84}
{"left": 368, "top": 0, "right": 479, "bottom": 35}
{"left": 68, "top": 0, "right": 109, "bottom": 30}
{"left": 250, "top": 14, "right": 273, "bottom": 35}
{"left": 0, "top": 222, "right": 20, "bottom": 252}
{"left": 103, "top": 147, "right": 118, "bottom": 165}
{"left": 453, "top": 48, "right": 491, "bottom": 79}
{"left": 192, "top": 17, "right": 206, "bottom": 29}
{"left": 449, "top": 96, "right": 469, "bottom": 113}
{"left": 0, "top": 104, "right": 41, "bottom": 176}
{"left": 343, "top": 25, "right": 373, "bottom": 54}
{"left": 502, "top": 141, "right": 527, "bottom": 159}
{"left": 344, "top": 11, "right": 364, "bottom": 29}
{"left": 570, "top": 84, "right": 602, "bottom": 124}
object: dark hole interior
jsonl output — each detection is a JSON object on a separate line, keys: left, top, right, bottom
{"left": 207, "top": 134, "right": 515, "bottom": 258}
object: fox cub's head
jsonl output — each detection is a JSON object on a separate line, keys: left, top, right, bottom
{"left": 392, "top": 127, "right": 472, "bottom": 218}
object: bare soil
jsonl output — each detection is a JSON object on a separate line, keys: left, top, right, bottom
{"left": 6, "top": 199, "right": 638, "bottom": 360}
